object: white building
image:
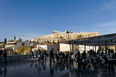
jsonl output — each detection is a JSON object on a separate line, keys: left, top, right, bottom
{"left": 0, "top": 42, "right": 3, "bottom": 48}
{"left": 60, "top": 43, "right": 99, "bottom": 53}
{"left": 23, "top": 40, "right": 30, "bottom": 47}
{"left": 5, "top": 38, "right": 30, "bottom": 50}
{"left": 36, "top": 43, "right": 58, "bottom": 51}
{"left": 30, "top": 41, "right": 38, "bottom": 47}
{"left": 5, "top": 38, "right": 23, "bottom": 50}
{"left": 60, "top": 43, "right": 70, "bottom": 52}
{"left": 78, "top": 45, "right": 99, "bottom": 53}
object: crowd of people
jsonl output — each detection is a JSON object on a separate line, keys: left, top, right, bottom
{"left": 1, "top": 47, "right": 116, "bottom": 72}
{"left": 30, "top": 48, "right": 72, "bottom": 63}
{"left": 30, "top": 49, "right": 48, "bottom": 61}
{"left": 49, "top": 48, "right": 69, "bottom": 63}
{"left": 74, "top": 49, "right": 116, "bottom": 70}
{"left": 30, "top": 48, "right": 116, "bottom": 71}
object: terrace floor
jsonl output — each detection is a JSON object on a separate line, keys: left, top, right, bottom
{"left": 0, "top": 58, "right": 116, "bottom": 77}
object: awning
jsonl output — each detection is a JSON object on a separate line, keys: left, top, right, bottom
{"left": 60, "top": 33, "right": 116, "bottom": 46}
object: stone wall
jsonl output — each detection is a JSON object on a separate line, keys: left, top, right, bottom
{"left": 33, "top": 32, "right": 99, "bottom": 43}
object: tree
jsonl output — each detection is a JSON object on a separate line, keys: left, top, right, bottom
{"left": 4, "top": 38, "right": 7, "bottom": 44}
{"left": 14, "top": 36, "right": 16, "bottom": 40}
{"left": 16, "top": 46, "right": 31, "bottom": 55}
{"left": 76, "top": 34, "right": 83, "bottom": 39}
{"left": 52, "top": 40, "right": 56, "bottom": 44}
{"left": 60, "top": 36, "right": 63, "bottom": 38}
{"left": 47, "top": 41, "right": 51, "bottom": 44}
{"left": 2, "top": 38, "right": 7, "bottom": 48}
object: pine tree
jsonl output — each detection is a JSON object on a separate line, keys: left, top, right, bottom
{"left": 4, "top": 38, "right": 7, "bottom": 44}
{"left": 14, "top": 36, "right": 16, "bottom": 40}
{"left": 53, "top": 40, "right": 56, "bottom": 44}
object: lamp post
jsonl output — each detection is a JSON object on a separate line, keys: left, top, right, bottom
{"left": 66, "top": 30, "right": 72, "bottom": 62}
{"left": 66, "top": 30, "right": 70, "bottom": 53}
{"left": 66, "top": 30, "right": 72, "bottom": 77}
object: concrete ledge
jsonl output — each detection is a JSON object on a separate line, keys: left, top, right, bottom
{"left": 0, "top": 55, "right": 30, "bottom": 62}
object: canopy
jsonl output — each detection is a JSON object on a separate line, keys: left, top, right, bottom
{"left": 61, "top": 33, "right": 116, "bottom": 46}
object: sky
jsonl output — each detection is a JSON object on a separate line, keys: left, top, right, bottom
{"left": 0, "top": 0, "right": 116, "bottom": 41}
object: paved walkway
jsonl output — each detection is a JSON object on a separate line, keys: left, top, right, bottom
{"left": 0, "top": 58, "right": 116, "bottom": 77}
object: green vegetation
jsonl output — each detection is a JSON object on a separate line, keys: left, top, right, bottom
{"left": 16, "top": 46, "right": 31, "bottom": 55}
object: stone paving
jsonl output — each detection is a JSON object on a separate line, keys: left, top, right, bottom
{"left": 0, "top": 58, "right": 116, "bottom": 77}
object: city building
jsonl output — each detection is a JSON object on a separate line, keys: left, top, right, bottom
{"left": 0, "top": 42, "right": 4, "bottom": 48}
{"left": 5, "top": 38, "right": 30, "bottom": 50}
{"left": 5, "top": 38, "right": 23, "bottom": 50}
{"left": 23, "top": 40, "right": 30, "bottom": 47}
{"left": 34, "top": 43, "right": 58, "bottom": 51}
{"left": 0, "top": 42, "right": 4, "bottom": 52}
{"left": 32, "top": 31, "right": 99, "bottom": 52}
{"left": 30, "top": 41, "right": 38, "bottom": 47}
{"left": 59, "top": 43, "right": 99, "bottom": 53}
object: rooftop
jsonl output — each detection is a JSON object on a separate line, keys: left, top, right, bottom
{"left": 37, "top": 43, "right": 57, "bottom": 46}
{"left": 61, "top": 33, "right": 116, "bottom": 46}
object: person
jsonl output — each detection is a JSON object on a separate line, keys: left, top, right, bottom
{"left": 50, "top": 49, "right": 54, "bottom": 63}
{"left": 38, "top": 50, "right": 41, "bottom": 61}
{"left": 82, "top": 51, "right": 86, "bottom": 59}
{"left": 35, "top": 51, "right": 38, "bottom": 58}
{"left": 56, "top": 52, "right": 59, "bottom": 62}
{"left": 43, "top": 49, "right": 47, "bottom": 61}
{"left": 43, "top": 49, "right": 46, "bottom": 56}
{"left": 59, "top": 51, "right": 64, "bottom": 63}
{"left": 38, "top": 50, "right": 41, "bottom": 55}
{"left": 64, "top": 51, "right": 68, "bottom": 62}
{"left": 41, "top": 52, "right": 44, "bottom": 62}
{"left": 54, "top": 51, "right": 57, "bottom": 62}
{"left": 3, "top": 51, "right": 7, "bottom": 63}
{"left": 30, "top": 50, "right": 34, "bottom": 58}
{"left": 0, "top": 50, "right": 2, "bottom": 61}
{"left": 76, "top": 50, "right": 80, "bottom": 62}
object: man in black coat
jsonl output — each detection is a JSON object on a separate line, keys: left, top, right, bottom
{"left": 3, "top": 51, "right": 7, "bottom": 63}
{"left": 50, "top": 49, "right": 54, "bottom": 63}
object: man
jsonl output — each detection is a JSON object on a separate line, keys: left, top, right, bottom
{"left": 43, "top": 49, "right": 47, "bottom": 61}
{"left": 30, "top": 49, "right": 34, "bottom": 58}
{"left": 59, "top": 51, "right": 64, "bottom": 63}
{"left": 3, "top": 51, "right": 7, "bottom": 63}
{"left": 50, "top": 49, "right": 54, "bottom": 63}
{"left": 0, "top": 50, "right": 2, "bottom": 61}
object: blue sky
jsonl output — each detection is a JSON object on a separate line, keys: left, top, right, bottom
{"left": 0, "top": 0, "right": 116, "bottom": 41}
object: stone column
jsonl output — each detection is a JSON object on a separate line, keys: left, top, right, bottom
{"left": 84, "top": 45, "right": 86, "bottom": 52}
{"left": 93, "top": 46, "right": 94, "bottom": 51}
{"left": 95, "top": 46, "right": 96, "bottom": 52}
{"left": 115, "top": 45, "right": 116, "bottom": 53}
{"left": 105, "top": 41, "right": 107, "bottom": 54}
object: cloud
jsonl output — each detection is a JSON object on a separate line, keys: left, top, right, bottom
{"left": 86, "top": 0, "right": 116, "bottom": 16}
{"left": 99, "top": 0, "right": 116, "bottom": 10}
{"left": 80, "top": 21, "right": 116, "bottom": 35}
{"left": 65, "top": 21, "right": 116, "bottom": 35}
{"left": 94, "top": 21, "right": 116, "bottom": 35}
{"left": 96, "top": 21, "right": 116, "bottom": 27}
